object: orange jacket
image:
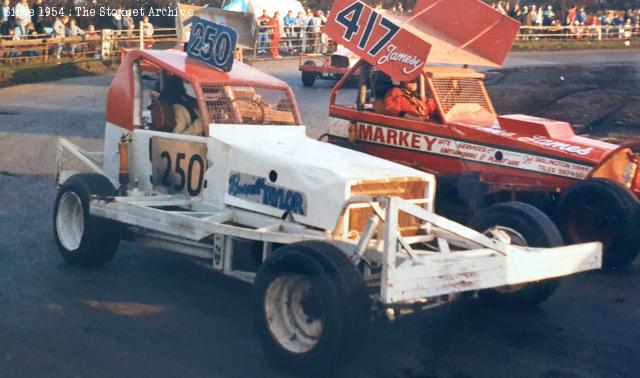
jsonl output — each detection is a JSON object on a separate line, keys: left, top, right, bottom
{"left": 383, "top": 88, "right": 436, "bottom": 118}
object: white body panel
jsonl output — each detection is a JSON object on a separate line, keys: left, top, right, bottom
{"left": 103, "top": 123, "right": 433, "bottom": 231}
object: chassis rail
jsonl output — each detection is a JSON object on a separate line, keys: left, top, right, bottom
{"left": 56, "top": 138, "right": 603, "bottom": 305}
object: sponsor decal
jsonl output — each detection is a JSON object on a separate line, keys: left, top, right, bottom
{"left": 228, "top": 172, "right": 306, "bottom": 216}
{"left": 377, "top": 44, "right": 424, "bottom": 75}
{"left": 517, "top": 135, "right": 594, "bottom": 156}
{"left": 354, "top": 122, "right": 593, "bottom": 180}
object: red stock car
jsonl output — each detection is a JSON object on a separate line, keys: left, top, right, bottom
{"left": 321, "top": 0, "right": 639, "bottom": 268}
{"left": 327, "top": 61, "right": 640, "bottom": 268}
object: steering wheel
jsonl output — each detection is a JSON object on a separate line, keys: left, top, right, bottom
{"left": 231, "top": 98, "right": 266, "bottom": 125}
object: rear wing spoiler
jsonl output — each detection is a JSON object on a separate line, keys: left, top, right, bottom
{"left": 324, "top": 0, "right": 520, "bottom": 82}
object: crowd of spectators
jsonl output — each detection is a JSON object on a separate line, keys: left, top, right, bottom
{"left": 255, "top": 8, "right": 332, "bottom": 57}
{"left": 491, "top": 2, "right": 639, "bottom": 39}
{"left": 0, "top": 0, "right": 155, "bottom": 61}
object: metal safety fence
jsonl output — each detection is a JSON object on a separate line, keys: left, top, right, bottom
{"left": 1, "top": 23, "right": 638, "bottom": 66}
{"left": 0, "top": 26, "right": 177, "bottom": 65}
{"left": 517, "top": 25, "right": 640, "bottom": 41}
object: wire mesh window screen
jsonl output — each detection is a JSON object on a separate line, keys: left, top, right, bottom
{"left": 201, "top": 85, "right": 298, "bottom": 125}
{"left": 430, "top": 77, "right": 495, "bottom": 116}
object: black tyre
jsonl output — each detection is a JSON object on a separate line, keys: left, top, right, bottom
{"left": 53, "top": 173, "right": 121, "bottom": 267}
{"left": 301, "top": 60, "right": 318, "bottom": 87}
{"left": 469, "top": 202, "right": 562, "bottom": 308}
{"left": 252, "top": 241, "right": 369, "bottom": 374}
{"left": 556, "top": 178, "right": 640, "bottom": 269}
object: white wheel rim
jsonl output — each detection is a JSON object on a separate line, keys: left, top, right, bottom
{"left": 484, "top": 226, "right": 528, "bottom": 294}
{"left": 265, "top": 274, "right": 323, "bottom": 354}
{"left": 56, "top": 192, "right": 85, "bottom": 251}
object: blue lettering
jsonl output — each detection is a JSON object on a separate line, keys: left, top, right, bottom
{"left": 228, "top": 173, "right": 306, "bottom": 216}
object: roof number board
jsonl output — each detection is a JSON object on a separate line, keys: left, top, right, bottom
{"left": 186, "top": 17, "right": 238, "bottom": 73}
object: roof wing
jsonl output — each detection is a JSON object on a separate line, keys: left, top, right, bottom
{"left": 395, "top": 0, "right": 520, "bottom": 67}
{"left": 324, "top": 0, "right": 519, "bottom": 81}
{"left": 324, "top": 0, "right": 431, "bottom": 82}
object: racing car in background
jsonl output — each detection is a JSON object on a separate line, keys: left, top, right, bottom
{"left": 299, "top": 48, "right": 360, "bottom": 87}
{"left": 324, "top": 0, "right": 640, "bottom": 269}
{"left": 52, "top": 16, "right": 601, "bottom": 374}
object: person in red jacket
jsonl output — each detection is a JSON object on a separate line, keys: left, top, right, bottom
{"left": 269, "top": 11, "right": 282, "bottom": 59}
{"left": 384, "top": 81, "right": 437, "bottom": 119}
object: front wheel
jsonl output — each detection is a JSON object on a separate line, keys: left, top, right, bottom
{"left": 54, "top": 173, "right": 121, "bottom": 267}
{"left": 469, "top": 202, "right": 562, "bottom": 308}
{"left": 252, "top": 241, "right": 369, "bottom": 374}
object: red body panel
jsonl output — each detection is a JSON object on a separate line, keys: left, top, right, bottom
{"left": 329, "top": 78, "right": 620, "bottom": 193}
{"left": 106, "top": 49, "right": 300, "bottom": 132}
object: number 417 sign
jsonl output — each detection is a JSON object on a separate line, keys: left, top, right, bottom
{"left": 324, "top": 0, "right": 431, "bottom": 82}
{"left": 186, "top": 17, "right": 238, "bottom": 73}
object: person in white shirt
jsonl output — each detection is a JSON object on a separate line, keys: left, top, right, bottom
{"left": 53, "top": 16, "right": 69, "bottom": 59}
{"left": 141, "top": 16, "right": 154, "bottom": 38}
{"left": 14, "top": 0, "right": 31, "bottom": 30}
{"left": 141, "top": 15, "right": 154, "bottom": 48}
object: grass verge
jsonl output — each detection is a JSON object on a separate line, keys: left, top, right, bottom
{"left": 512, "top": 39, "right": 638, "bottom": 51}
{"left": 0, "top": 59, "right": 117, "bottom": 87}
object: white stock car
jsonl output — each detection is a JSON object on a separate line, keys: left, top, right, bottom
{"left": 53, "top": 49, "right": 601, "bottom": 373}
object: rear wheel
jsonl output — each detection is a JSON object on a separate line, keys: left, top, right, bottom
{"left": 556, "top": 179, "right": 640, "bottom": 269}
{"left": 253, "top": 241, "right": 369, "bottom": 374}
{"left": 301, "top": 60, "right": 318, "bottom": 87}
{"left": 54, "top": 173, "right": 121, "bottom": 267}
{"left": 469, "top": 202, "right": 562, "bottom": 308}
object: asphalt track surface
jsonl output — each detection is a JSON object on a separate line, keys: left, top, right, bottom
{"left": 0, "top": 50, "right": 639, "bottom": 378}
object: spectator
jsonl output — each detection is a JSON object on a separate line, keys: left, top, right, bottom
{"left": 142, "top": 15, "right": 154, "bottom": 37}
{"left": 308, "top": 10, "right": 323, "bottom": 53}
{"left": 53, "top": 15, "right": 69, "bottom": 60}
{"left": 577, "top": 7, "right": 587, "bottom": 25}
{"left": 66, "top": 18, "right": 85, "bottom": 58}
{"left": 14, "top": 0, "right": 31, "bottom": 35}
{"left": 520, "top": 6, "right": 529, "bottom": 25}
{"left": 294, "top": 11, "right": 306, "bottom": 51}
{"left": 508, "top": 3, "right": 519, "bottom": 19}
{"left": 123, "top": 13, "right": 135, "bottom": 37}
{"left": 543, "top": 6, "right": 555, "bottom": 27}
{"left": 283, "top": 10, "right": 295, "bottom": 39}
{"left": 302, "top": 8, "right": 313, "bottom": 52}
{"left": 567, "top": 6, "right": 577, "bottom": 26}
{"left": 33, "top": 0, "right": 45, "bottom": 35}
{"left": 1, "top": 0, "right": 10, "bottom": 36}
{"left": 256, "top": 9, "right": 270, "bottom": 55}
{"left": 112, "top": 6, "right": 123, "bottom": 32}
{"left": 141, "top": 16, "right": 155, "bottom": 48}
{"left": 283, "top": 10, "right": 295, "bottom": 52}
{"left": 5, "top": 26, "right": 19, "bottom": 58}
{"left": 535, "top": 5, "right": 543, "bottom": 26}
{"left": 269, "top": 11, "right": 282, "bottom": 59}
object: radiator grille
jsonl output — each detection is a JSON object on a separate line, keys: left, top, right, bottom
{"left": 345, "top": 178, "right": 430, "bottom": 238}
